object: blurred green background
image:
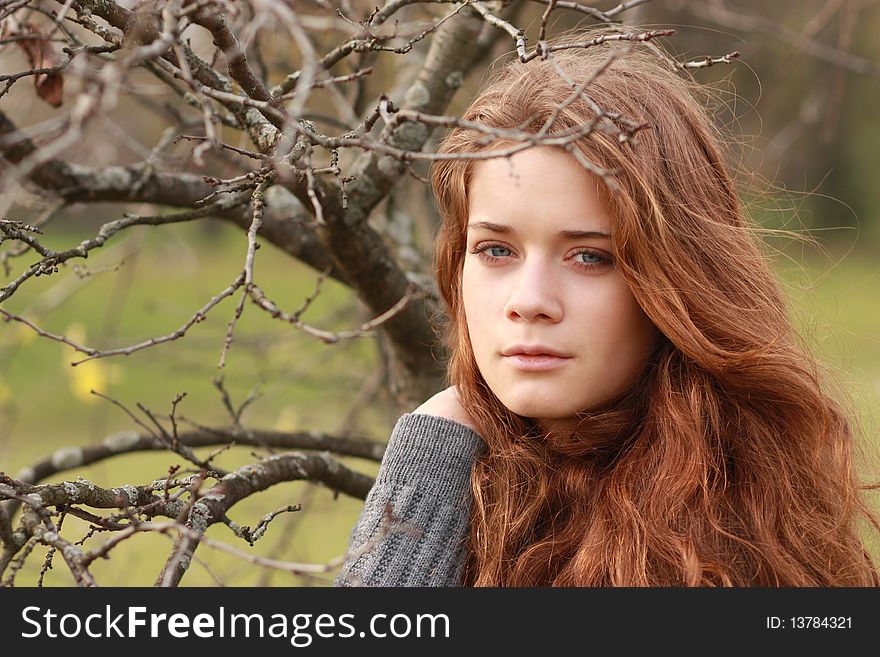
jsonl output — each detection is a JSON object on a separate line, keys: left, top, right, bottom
{"left": 0, "top": 221, "right": 391, "bottom": 585}
{"left": 1, "top": 0, "right": 879, "bottom": 585}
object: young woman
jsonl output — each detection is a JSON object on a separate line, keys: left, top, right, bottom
{"left": 334, "top": 27, "right": 880, "bottom": 587}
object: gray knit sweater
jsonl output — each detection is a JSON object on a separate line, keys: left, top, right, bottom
{"left": 334, "top": 413, "right": 485, "bottom": 587}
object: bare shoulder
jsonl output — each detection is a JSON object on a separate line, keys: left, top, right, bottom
{"left": 411, "top": 386, "right": 477, "bottom": 433}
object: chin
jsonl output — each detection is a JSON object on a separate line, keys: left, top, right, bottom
{"left": 495, "top": 390, "right": 582, "bottom": 421}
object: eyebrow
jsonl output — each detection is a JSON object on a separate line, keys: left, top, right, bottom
{"left": 467, "top": 221, "right": 611, "bottom": 240}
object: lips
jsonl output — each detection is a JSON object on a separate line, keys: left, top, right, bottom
{"left": 501, "top": 345, "right": 572, "bottom": 372}
{"left": 501, "top": 345, "right": 571, "bottom": 358}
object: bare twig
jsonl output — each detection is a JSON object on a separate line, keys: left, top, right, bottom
{"left": 248, "top": 281, "right": 427, "bottom": 344}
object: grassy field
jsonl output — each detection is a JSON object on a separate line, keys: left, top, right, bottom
{"left": 1, "top": 219, "right": 878, "bottom": 585}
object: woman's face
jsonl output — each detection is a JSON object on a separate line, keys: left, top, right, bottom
{"left": 461, "top": 146, "right": 659, "bottom": 433}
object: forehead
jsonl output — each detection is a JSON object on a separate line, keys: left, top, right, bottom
{"left": 467, "top": 146, "right": 610, "bottom": 233}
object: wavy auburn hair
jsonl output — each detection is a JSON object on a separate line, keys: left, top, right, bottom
{"left": 430, "top": 27, "right": 880, "bottom": 586}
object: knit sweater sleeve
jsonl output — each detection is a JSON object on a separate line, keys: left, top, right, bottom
{"left": 333, "top": 413, "right": 485, "bottom": 587}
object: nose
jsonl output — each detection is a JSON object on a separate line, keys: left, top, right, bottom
{"left": 503, "top": 256, "right": 563, "bottom": 323}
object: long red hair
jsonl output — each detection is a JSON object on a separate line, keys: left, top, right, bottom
{"left": 431, "top": 27, "right": 879, "bottom": 586}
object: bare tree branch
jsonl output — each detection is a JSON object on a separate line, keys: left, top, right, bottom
{"left": 1, "top": 450, "right": 374, "bottom": 585}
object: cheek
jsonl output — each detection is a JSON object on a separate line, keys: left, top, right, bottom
{"left": 461, "top": 264, "right": 496, "bottom": 357}
{"left": 605, "top": 288, "right": 658, "bottom": 362}
{"left": 461, "top": 262, "right": 484, "bottom": 321}
{"left": 572, "top": 280, "right": 657, "bottom": 375}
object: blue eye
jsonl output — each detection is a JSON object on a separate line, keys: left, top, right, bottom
{"left": 470, "top": 243, "right": 514, "bottom": 262}
{"left": 570, "top": 249, "right": 612, "bottom": 271}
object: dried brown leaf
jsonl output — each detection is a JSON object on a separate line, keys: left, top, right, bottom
{"left": 12, "top": 22, "right": 64, "bottom": 107}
